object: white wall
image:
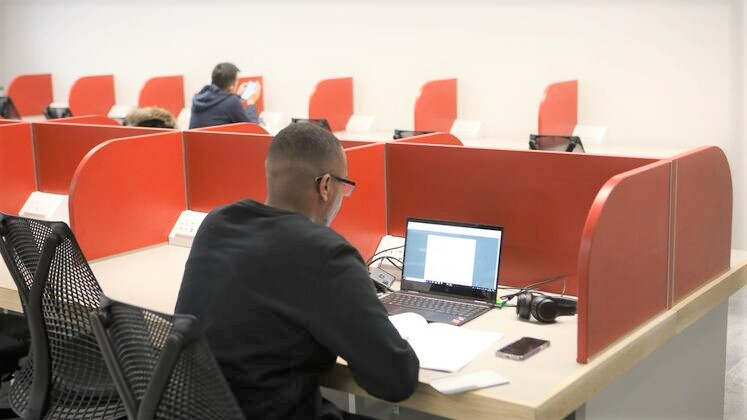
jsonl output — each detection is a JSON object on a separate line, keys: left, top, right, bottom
{"left": 1, "top": 0, "right": 745, "bottom": 247}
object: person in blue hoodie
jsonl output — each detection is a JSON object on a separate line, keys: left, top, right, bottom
{"left": 189, "top": 62, "right": 262, "bottom": 129}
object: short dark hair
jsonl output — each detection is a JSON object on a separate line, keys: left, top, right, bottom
{"left": 267, "top": 123, "right": 343, "bottom": 165}
{"left": 211, "top": 62, "right": 240, "bottom": 90}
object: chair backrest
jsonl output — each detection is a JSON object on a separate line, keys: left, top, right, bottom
{"left": 0, "top": 214, "right": 55, "bottom": 310}
{"left": 0, "top": 215, "right": 122, "bottom": 419}
{"left": 529, "top": 134, "right": 585, "bottom": 153}
{"left": 91, "top": 297, "right": 245, "bottom": 420}
{"left": 291, "top": 117, "right": 332, "bottom": 132}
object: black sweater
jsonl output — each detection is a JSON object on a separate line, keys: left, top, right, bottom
{"left": 175, "top": 200, "right": 419, "bottom": 419}
{"left": 188, "top": 84, "right": 259, "bottom": 129}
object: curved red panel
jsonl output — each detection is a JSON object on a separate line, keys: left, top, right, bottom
{"left": 48, "top": 115, "right": 119, "bottom": 125}
{"left": 69, "top": 132, "right": 186, "bottom": 260}
{"left": 308, "top": 77, "right": 353, "bottom": 132}
{"left": 0, "top": 122, "right": 36, "bottom": 214}
{"left": 69, "top": 75, "right": 115, "bottom": 116}
{"left": 577, "top": 161, "right": 671, "bottom": 363}
{"left": 331, "top": 143, "right": 387, "bottom": 260}
{"left": 33, "top": 123, "right": 166, "bottom": 194}
{"left": 7, "top": 74, "right": 53, "bottom": 116}
{"left": 237, "top": 75, "right": 264, "bottom": 114}
{"left": 394, "top": 132, "right": 463, "bottom": 146}
{"left": 138, "top": 75, "right": 185, "bottom": 118}
{"left": 538, "top": 80, "right": 578, "bottom": 136}
{"left": 194, "top": 122, "right": 268, "bottom": 134}
{"left": 386, "top": 143, "right": 657, "bottom": 297}
{"left": 184, "top": 131, "right": 272, "bottom": 212}
{"left": 670, "top": 147, "right": 732, "bottom": 304}
{"left": 414, "top": 79, "right": 457, "bottom": 132}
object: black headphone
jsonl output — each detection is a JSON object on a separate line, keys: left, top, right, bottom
{"left": 516, "top": 292, "right": 577, "bottom": 323}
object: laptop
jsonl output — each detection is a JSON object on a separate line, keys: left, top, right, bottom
{"left": 380, "top": 218, "right": 503, "bottom": 326}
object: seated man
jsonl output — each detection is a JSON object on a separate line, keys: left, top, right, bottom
{"left": 175, "top": 123, "right": 419, "bottom": 419}
{"left": 188, "top": 62, "right": 261, "bottom": 129}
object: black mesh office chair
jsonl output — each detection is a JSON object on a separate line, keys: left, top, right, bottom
{"left": 90, "top": 296, "right": 245, "bottom": 420}
{"left": 392, "top": 129, "right": 435, "bottom": 139}
{"left": 291, "top": 117, "right": 332, "bottom": 132}
{"left": 0, "top": 215, "right": 123, "bottom": 419}
{"left": 529, "top": 134, "right": 585, "bottom": 153}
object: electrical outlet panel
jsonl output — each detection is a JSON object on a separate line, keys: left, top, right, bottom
{"left": 168, "top": 210, "right": 208, "bottom": 248}
{"left": 373, "top": 235, "right": 405, "bottom": 269}
{"left": 19, "top": 192, "right": 69, "bottom": 224}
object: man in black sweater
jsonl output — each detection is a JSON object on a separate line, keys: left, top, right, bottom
{"left": 188, "top": 62, "right": 261, "bottom": 129}
{"left": 175, "top": 123, "right": 419, "bottom": 419}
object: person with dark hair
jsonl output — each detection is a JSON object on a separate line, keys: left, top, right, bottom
{"left": 175, "top": 123, "right": 419, "bottom": 419}
{"left": 188, "top": 62, "right": 262, "bottom": 129}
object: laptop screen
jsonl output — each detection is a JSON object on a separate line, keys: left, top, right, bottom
{"left": 401, "top": 218, "right": 503, "bottom": 303}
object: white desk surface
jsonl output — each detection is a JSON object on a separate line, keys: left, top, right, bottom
{"left": 334, "top": 130, "right": 692, "bottom": 158}
{"left": 1, "top": 246, "right": 745, "bottom": 419}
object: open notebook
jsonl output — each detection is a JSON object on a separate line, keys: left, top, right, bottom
{"left": 390, "top": 312, "right": 502, "bottom": 372}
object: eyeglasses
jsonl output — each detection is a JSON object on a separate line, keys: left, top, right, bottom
{"left": 315, "top": 174, "right": 356, "bottom": 197}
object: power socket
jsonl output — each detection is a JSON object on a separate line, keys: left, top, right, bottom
{"left": 168, "top": 210, "right": 208, "bottom": 247}
{"left": 373, "top": 235, "right": 405, "bottom": 269}
{"left": 19, "top": 192, "right": 69, "bottom": 224}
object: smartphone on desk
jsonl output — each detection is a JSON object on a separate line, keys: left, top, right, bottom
{"left": 240, "top": 81, "right": 258, "bottom": 101}
{"left": 495, "top": 337, "right": 549, "bottom": 360}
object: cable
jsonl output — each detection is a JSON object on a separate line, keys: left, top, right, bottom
{"left": 497, "top": 275, "right": 568, "bottom": 304}
{"left": 366, "top": 245, "right": 404, "bottom": 265}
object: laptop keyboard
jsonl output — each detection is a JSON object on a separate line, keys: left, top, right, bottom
{"left": 381, "top": 293, "right": 487, "bottom": 319}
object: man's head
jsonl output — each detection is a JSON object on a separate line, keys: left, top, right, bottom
{"left": 265, "top": 123, "right": 353, "bottom": 226}
{"left": 211, "top": 62, "right": 240, "bottom": 92}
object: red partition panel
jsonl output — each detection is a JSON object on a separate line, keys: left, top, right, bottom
{"left": 0, "top": 120, "right": 21, "bottom": 125}
{"left": 386, "top": 143, "right": 657, "bottom": 295}
{"left": 184, "top": 131, "right": 272, "bottom": 212}
{"left": 33, "top": 123, "right": 165, "bottom": 194}
{"left": 138, "top": 75, "right": 185, "bottom": 118}
{"left": 577, "top": 161, "right": 671, "bottom": 363}
{"left": 194, "top": 122, "right": 269, "bottom": 134}
{"left": 7, "top": 74, "right": 53, "bottom": 116}
{"left": 538, "top": 80, "right": 578, "bottom": 136}
{"left": 0, "top": 122, "right": 36, "bottom": 214}
{"left": 47, "top": 115, "right": 119, "bottom": 125}
{"left": 340, "top": 140, "right": 374, "bottom": 149}
{"left": 414, "top": 79, "right": 457, "bottom": 132}
{"left": 671, "top": 147, "right": 732, "bottom": 304}
{"left": 69, "top": 132, "right": 185, "bottom": 260}
{"left": 394, "top": 132, "right": 463, "bottom": 146}
{"left": 331, "top": 143, "right": 387, "bottom": 260}
{"left": 309, "top": 77, "right": 353, "bottom": 132}
{"left": 237, "top": 75, "right": 264, "bottom": 114}
{"left": 69, "top": 75, "right": 115, "bottom": 116}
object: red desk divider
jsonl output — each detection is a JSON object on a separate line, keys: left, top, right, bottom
{"left": 0, "top": 120, "right": 21, "bottom": 125}
{"left": 331, "top": 143, "right": 387, "bottom": 260}
{"left": 577, "top": 161, "right": 672, "bottom": 363}
{"left": 309, "top": 77, "right": 353, "bottom": 132}
{"left": 237, "top": 75, "right": 264, "bottom": 114}
{"left": 414, "top": 79, "right": 457, "bottom": 132}
{"left": 194, "top": 122, "right": 269, "bottom": 134}
{"left": 670, "top": 147, "right": 732, "bottom": 304}
{"left": 33, "top": 123, "right": 165, "bottom": 194}
{"left": 184, "top": 131, "right": 272, "bottom": 212}
{"left": 47, "top": 115, "right": 119, "bottom": 125}
{"left": 386, "top": 143, "right": 657, "bottom": 296}
{"left": 0, "top": 122, "right": 36, "bottom": 214}
{"left": 7, "top": 74, "right": 53, "bottom": 116}
{"left": 69, "top": 132, "right": 186, "bottom": 260}
{"left": 69, "top": 75, "right": 115, "bottom": 116}
{"left": 340, "top": 140, "right": 374, "bottom": 149}
{"left": 394, "top": 132, "right": 463, "bottom": 146}
{"left": 538, "top": 80, "right": 578, "bottom": 136}
{"left": 138, "top": 75, "right": 185, "bottom": 118}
